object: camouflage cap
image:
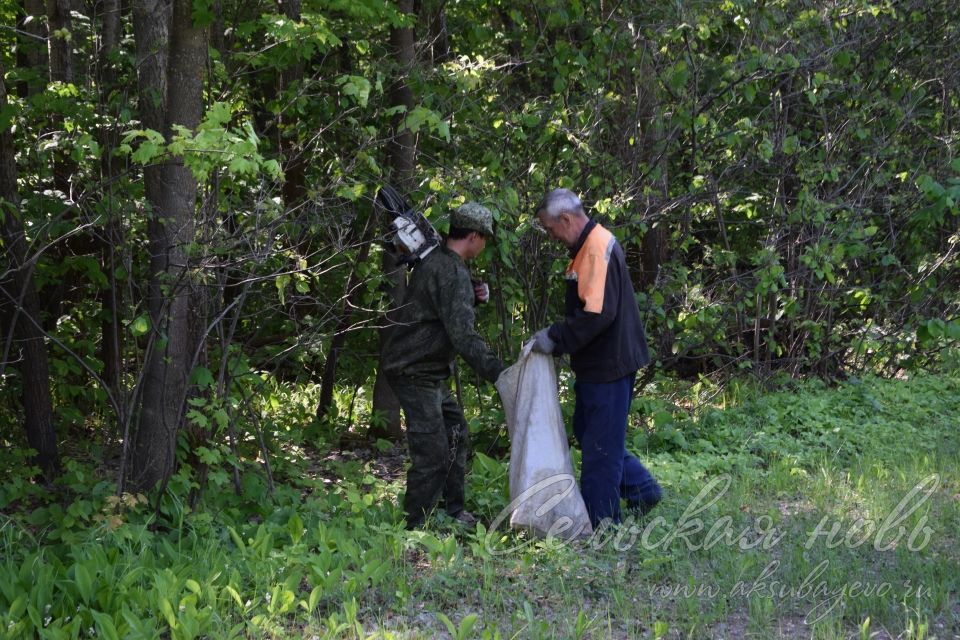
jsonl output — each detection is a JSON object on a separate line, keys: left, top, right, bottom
{"left": 451, "top": 202, "right": 494, "bottom": 237}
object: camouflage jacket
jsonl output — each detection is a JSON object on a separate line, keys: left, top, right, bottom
{"left": 382, "top": 246, "right": 504, "bottom": 383}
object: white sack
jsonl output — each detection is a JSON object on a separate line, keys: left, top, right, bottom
{"left": 495, "top": 343, "right": 593, "bottom": 539}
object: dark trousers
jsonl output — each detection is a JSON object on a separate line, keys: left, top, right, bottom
{"left": 389, "top": 377, "right": 469, "bottom": 528}
{"left": 573, "top": 373, "right": 662, "bottom": 525}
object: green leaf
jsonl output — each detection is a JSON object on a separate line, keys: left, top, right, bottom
{"left": 74, "top": 564, "right": 94, "bottom": 603}
{"left": 652, "top": 410, "right": 674, "bottom": 428}
{"left": 275, "top": 274, "right": 290, "bottom": 305}
{"left": 926, "top": 318, "right": 946, "bottom": 338}
{"left": 159, "top": 597, "right": 177, "bottom": 629}
{"left": 287, "top": 512, "right": 304, "bottom": 544}
{"left": 504, "top": 187, "right": 519, "bottom": 211}
{"left": 190, "top": 366, "right": 215, "bottom": 389}
{"left": 401, "top": 108, "right": 425, "bottom": 133}
{"left": 213, "top": 408, "right": 228, "bottom": 431}
{"left": 668, "top": 61, "right": 689, "bottom": 91}
{"left": 307, "top": 585, "right": 322, "bottom": 612}
{"left": 0, "top": 103, "right": 16, "bottom": 133}
{"left": 90, "top": 610, "right": 121, "bottom": 640}
{"left": 458, "top": 614, "right": 479, "bottom": 638}
{"left": 336, "top": 183, "right": 365, "bottom": 201}
{"left": 264, "top": 159, "right": 283, "bottom": 178}
{"left": 337, "top": 75, "right": 372, "bottom": 106}
{"left": 131, "top": 141, "right": 160, "bottom": 165}
{"left": 782, "top": 135, "right": 800, "bottom": 155}
{"left": 823, "top": 264, "right": 836, "bottom": 284}
{"left": 946, "top": 320, "right": 960, "bottom": 341}
{"left": 759, "top": 138, "right": 774, "bottom": 161}
{"left": 224, "top": 584, "right": 245, "bottom": 609}
{"left": 192, "top": 0, "right": 215, "bottom": 25}
{"left": 205, "top": 101, "right": 233, "bottom": 128}
{"left": 436, "top": 613, "right": 457, "bottom": 636}
{"left": 227, "top": 156, "right": 255, "bottom": 175}
{"left": 917, "top": 174, "right": 945, "bottom": 197}
{"left": 6, "top": 595, "right": 26, "bottom": 625}
{"left": 436, "top": 120, "right": 451, "bottom": 142}
{"left": 833, "top": 50, "right": 852, "bottom": 68}
{"left": 130, "top": 315, "right": 150, "bottom": 337}
{"left": 227, "top": 526, "right": 246, "bottom": 552}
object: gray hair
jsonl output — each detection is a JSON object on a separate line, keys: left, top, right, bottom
{"left": 536, "top": 188, "right": 586, "bottom": 220}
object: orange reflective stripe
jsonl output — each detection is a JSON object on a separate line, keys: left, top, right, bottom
{"left": 567, "top": 226, "right": 614, "bottom": 314}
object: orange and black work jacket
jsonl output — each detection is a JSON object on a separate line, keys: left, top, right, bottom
{"left": 547, "top": 219, "right": 650, "bottom": 383}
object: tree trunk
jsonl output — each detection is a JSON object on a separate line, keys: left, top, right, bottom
{"left": 46, "top": 0, "right": 73, "bottom": 84}
{"left": 98, "top": 0, "right": 123, "bottom": 401}
{"left": 631, "top": 40, "right": 672, "bottom": 362}
{"left": 370, "top": 256, "right": 408, "bottom": 441}
{"left": 16, "top": 0, "right": 48, "bottom": 97}
{"left": 133, "top": 0, "right": 169, "bottom": 135}
{"left": 386, "top": 0, "right": 417, "bottom": 190}
{"left": 128, "top": 0, "right": 169, "bottom": 490}
{"left": 371, "top": 0, "right": 416, "bottom": 441}
{"left": 276, "top": 0, "right": 307, "bottom": 207}
{"left": 46, "top": 0, "right": 75, "bottom": 195}
{"left": 132, "top": 0, "right": 206, "bottom": 491}
{"left": 210, "top": 0, "right": 226, "bottom": 56}
{"left": 420, "top": 0, "right": 450, "bottom": 64}
{"left": 0, "top": 64, "right": 59, "bottom": 479}
{"left": 317, "top": 232, "right": 372, "bottom": 419}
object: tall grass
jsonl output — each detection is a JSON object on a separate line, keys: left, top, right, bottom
{"left": 1, "top": 371, "right": 958, "bottom": 638}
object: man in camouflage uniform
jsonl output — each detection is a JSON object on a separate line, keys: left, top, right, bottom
{"left": 383, "top": 202, "right": 505, "bottom": 529}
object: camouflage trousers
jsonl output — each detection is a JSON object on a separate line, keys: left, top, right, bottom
{"left": 388, "top": 376, "right": 470, "bottom": 528}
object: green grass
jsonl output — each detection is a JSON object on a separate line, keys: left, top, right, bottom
{"left": 1, "top": 370, "right": 959, "bottom": 639}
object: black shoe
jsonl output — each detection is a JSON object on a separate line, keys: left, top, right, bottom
{"left": 626, "top": 496, "right": 660, "bottom": 518}
{"left": 450, "top": 510, "right": 477, "bottom": 526}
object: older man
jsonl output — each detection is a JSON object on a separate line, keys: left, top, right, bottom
{"left": 532, "top": 188, "right": 662, "bottom": 525}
